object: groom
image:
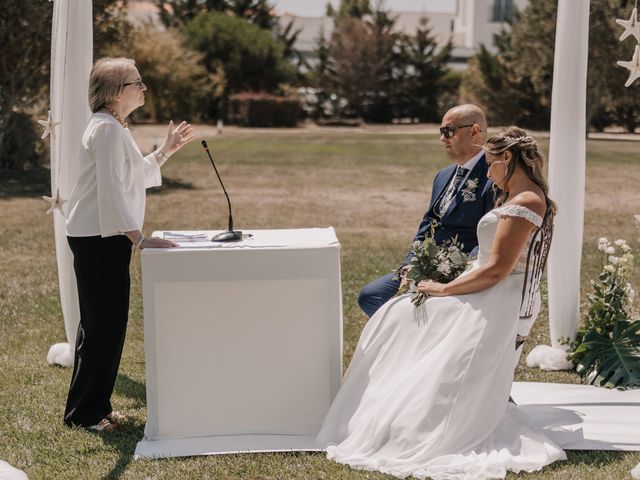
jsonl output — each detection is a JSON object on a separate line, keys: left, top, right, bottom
{"left": 358, "top": 104, "right": 495, "bottom": 317}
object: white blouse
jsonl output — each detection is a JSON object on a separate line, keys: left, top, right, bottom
{"left": 66, "top": 112, "right": 162, "bottom": 237}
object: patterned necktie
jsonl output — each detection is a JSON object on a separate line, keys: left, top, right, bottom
{"left": 438, "top": 166, "right": 467, "bottom": 218}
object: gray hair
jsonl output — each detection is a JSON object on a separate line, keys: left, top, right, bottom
{"left": 88, "top": 57, "right": 136, "bottom": 113}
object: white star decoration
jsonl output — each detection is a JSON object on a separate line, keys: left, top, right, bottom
{"left": 617, "top": 44, "right": 640, "bottom": 87}
{"left": 616, "top": 7, "right": 640, "bottom": 43}
{"left": 42, "top": 189, "right": 68, "bottom": 216}
{"left": 37, "top": 111, "right": 60, "bottom": 140}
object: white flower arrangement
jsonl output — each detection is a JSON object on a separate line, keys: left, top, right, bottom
{"left": 566, "top": 234, "right": 639, "bottom": 389}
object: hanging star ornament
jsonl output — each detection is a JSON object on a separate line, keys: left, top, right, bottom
{"left": 617, "top": 44, "right": 640, "bottom": 87}
{"left": 42, "top": 189, "right": 68, "bottom": 216}
{"left": 37, "top": 111, "right": 60, "bottom": 140}
{"left": 616, "top": 7, "right": 640, "bottom": 43}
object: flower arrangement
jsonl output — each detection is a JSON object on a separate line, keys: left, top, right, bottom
{"left": 460, "top": 178, "right": 479, "bottom": 202}
{"left": 397, "top": 224, "right": 468, "bottom": 307}
{"left": 567, "top": 236, "right": 640, "bottom": 389}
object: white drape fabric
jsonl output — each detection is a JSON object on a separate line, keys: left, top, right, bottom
{"left": 46, "top": 0, "right": 93, "bottom": 367}
{"left": 0, "top": 460, "right": 28, "bottom": 480}
{"left": 527, "top": 0, "right": 590, "bottom": 369}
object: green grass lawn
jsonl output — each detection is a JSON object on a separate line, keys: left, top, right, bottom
{"left": 1, "top": 130, "right": 639, "bottom": 479}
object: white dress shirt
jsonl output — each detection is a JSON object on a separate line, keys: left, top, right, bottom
{"left": 459, "top": 149, "right": 484, "bottom": 184}
{"left": 66, "top": 112, "right": 162, "bottom": 237}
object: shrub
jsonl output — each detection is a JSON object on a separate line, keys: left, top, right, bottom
{"left": 228, "top": 92, "right": 301, "bottom": 127}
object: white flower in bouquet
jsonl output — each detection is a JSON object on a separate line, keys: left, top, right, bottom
{"left": 605, "top": 246, "right": 616, "bottom": 254}
{"left": 609, "top": 255, "right": 619, "bottom": 265}
{"left": 622, "top": 244, "right": 632, "bottom": 252}
{"left": 437, "top": 261, "right": 452, "bottom": 275}
{"left": 604, "top": 264, "right": 616, "bottom": 273}
{"left": 615, "top": 239, "right": 627, "bottom": 246}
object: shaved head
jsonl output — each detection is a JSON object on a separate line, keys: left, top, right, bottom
{"left": 440, "top": 104, "right": 487, "bottom": 165}
{"left": 444, "top": 104, "right": 487, "bottom": 140}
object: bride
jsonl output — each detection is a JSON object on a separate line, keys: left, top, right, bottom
{"left": 316, "top": 127, "right": 566, "bottom": 479}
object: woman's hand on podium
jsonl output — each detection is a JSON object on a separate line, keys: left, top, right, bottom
{"left": 140, "top": 237, "right": 177, "bottom": 249}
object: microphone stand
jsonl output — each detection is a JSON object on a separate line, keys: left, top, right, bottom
{"left": 201, "top": 140, "right": 243, "bottom": 242}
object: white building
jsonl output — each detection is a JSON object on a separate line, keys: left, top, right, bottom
{"left": 279, "top": 0, "right": 529, "bottom": 70}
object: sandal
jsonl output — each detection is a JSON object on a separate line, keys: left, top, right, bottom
{"left": 88, "top": 418, "right": 118, "bottom": 432}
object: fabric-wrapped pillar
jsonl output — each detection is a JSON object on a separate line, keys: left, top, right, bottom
{"left": 46, "top": 0, "right": 93, "bottom": 367}
{"left": 527, "top": 0, "right": 590, "bottom": 370}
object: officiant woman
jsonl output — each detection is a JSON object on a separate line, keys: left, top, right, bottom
{"left": 63, "top": 57, "right": 193, "bottom": 431}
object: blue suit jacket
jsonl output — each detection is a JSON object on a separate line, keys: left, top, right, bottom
{"left": 402, "top": 154, "right": 494, "bottom": 265}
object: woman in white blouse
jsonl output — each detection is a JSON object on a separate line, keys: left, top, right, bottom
{"left": 64, "top": 57, "right": 193, "bottom": 432}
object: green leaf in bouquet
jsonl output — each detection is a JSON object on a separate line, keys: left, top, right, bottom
{"left": 575, "top": 320, "right": 640, "bottom": 389}
{"left": 448, "top": 250, "right": 466, "bottom": 265}
{"left": 425, "top": 241, "right": 438, "bottom": 257}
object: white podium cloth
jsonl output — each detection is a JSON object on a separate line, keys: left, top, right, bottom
{"left": 511, "top": 382, "right": 640, "bottom": 451}
{"left": 135, "top": 228, "right": 343, "bottom": 458}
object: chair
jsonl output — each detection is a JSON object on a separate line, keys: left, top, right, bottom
{"left": 515, "top": 204, "right": 555, "bottom": 355}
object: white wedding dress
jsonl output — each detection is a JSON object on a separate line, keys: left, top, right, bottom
{"left": 316, "top": 204, "right": 566, "bottom": 480}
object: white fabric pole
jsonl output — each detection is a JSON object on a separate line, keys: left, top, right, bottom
{"left": 46, "top": 0, "right": 93, "bottom": 367}
{"left": 527, "top": 0, "right": 589, "bottom": 370}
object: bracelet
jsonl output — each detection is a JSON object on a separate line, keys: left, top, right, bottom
{"left": 156, "top": 150, "right": 168, "bottom": 162}
{"left": 135, "top": 236, "right": 145, "bottom": 250}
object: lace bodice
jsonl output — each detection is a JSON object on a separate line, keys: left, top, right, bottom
{"left": 476, "top": 204, "right": 543, "bottom": 273}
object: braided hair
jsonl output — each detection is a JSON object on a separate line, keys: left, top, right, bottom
{"left": 484, "top": 126, "right": 557, "bottom": 214}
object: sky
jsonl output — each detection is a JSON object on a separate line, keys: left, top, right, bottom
{"left": 273, "top": 0, "right": 456, "bottom": 17}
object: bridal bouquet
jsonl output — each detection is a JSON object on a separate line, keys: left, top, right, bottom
{"left": 397, "top": 229, "right": 468, "bottom": 307}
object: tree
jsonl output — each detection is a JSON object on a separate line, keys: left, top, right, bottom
{"left": 326, "top": 0, "right": 372, "bottom": 23}
{"left": 463, "top": 0, "right": 640, "bottom": 131}
{"left": 313, "top": 1, "right": 453, "bottom": 123}
{"left": 461, "top": 9, "right": 553, "bottom": 129}
{"left": 275, "top": 19, "right": 308, "bottom": 77}
{"left": 183, "top": 11, "right": 295, "bottom": 98}
{"left": 396, "top": 18, "right": 453, "bottom": 122}
{"left": 587, "top": 0, "right": 640, "bottom": 132}
{"left": 0, "top": 0, "right": 129, "bottom": 170}
{"left": 326, "top": 16, "right": 389, "bottom": 118}
{"left": 0, "top": 1, "right": 54, "bottom": 169}
{"left": 106, "top": 26, "right": 225, "bottom": 122}
{"left": 155, "top": 0, "right": 276, "bottom": 29}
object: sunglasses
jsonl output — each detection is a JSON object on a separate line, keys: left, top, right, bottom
{"left": 439, "top": 124, "right": 475, "bottom": 139}
{"left": 123, "top": 78, "right": 145, "bottom": 88}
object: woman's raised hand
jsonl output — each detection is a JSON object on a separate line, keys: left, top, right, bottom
{"left": 162, "top": 120, "right": 194, "bottom": 157}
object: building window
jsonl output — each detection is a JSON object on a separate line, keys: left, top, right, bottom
{"left": 491, "top": 0, "right": 513, "bottom": 22}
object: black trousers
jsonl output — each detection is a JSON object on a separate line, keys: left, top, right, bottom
{"left": 64, "top": 235, "right": 132, "bottom": 427}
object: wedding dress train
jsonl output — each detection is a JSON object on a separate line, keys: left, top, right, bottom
{"left": 316, "top": 205, "right": 566, "bottom": 480}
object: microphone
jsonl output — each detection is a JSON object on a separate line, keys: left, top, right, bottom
{"left": 201, "top": 140, "right": 242, "bottom": 242}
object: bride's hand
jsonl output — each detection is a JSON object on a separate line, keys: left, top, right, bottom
{"left": 417, "top": 280, "right": 447, "bottom": 296}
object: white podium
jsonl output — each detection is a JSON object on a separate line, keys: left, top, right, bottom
{"left": 134, "top": 228, "right": 343, "bottom": 458}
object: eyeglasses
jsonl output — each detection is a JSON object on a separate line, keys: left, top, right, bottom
{"left": 123, "top": 78, "right": 145, "bottom": 88}
{"left": 439, "top": 124, "right": 475, "bottom": 140}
